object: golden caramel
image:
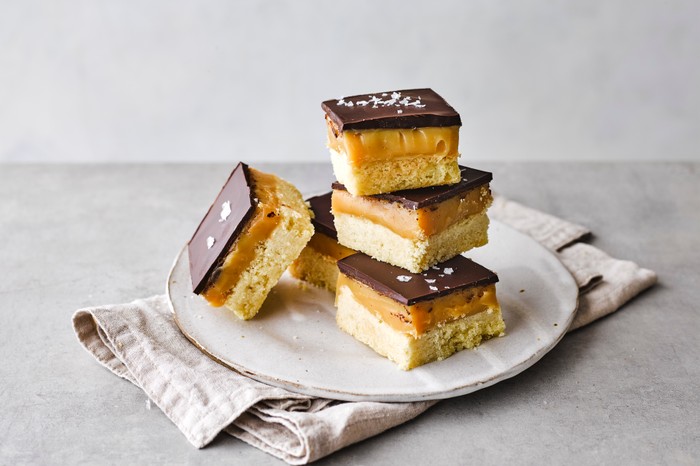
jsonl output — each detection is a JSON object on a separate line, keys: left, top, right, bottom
{"left": 306, "top": 231, "right": 356, "bottom": 261}
{"left": 337, "top": 275, "right": 499, "bottom": 337}
{"left": 332, "top": 185, "right": 492, "bottom": 240}
{"left": 326, "top": 118, "right": 459, "bottom": 165}
{"left": 202, "top": 169, "right": 282, "bottom": 306}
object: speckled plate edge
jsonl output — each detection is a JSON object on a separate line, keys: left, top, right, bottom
{"left": 166, "top": 220, "right": 578, "bottom": 402}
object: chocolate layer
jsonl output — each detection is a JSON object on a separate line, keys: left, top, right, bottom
{"left": 188, "top": 162, "right": 256, "bottom": 294}
{"left": 332, "top": 166, "right": 492, "bottom": 210}
{"left": 337, "top": 253, "right": 498, "bottom": 305}
{"left": 307, "top": 192, "right": 337, "bottom": 240}
{"left": 322, "top": 88, "right": 461, "bottom": 131}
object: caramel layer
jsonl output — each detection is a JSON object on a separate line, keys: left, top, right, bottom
{"left": 326, "top": 117, "right": 459, "bottom": 166}
{"left": 307, "top": 231, "right": 355, "bottom": 261}
{"left": 338, "top": 274, "right": 499, "bottom": 336}
{"left": 332, "top": 185, "right": 491, "bottom": 240}
{"left": 202, "top": 169, "right": 281, "bottom": 306}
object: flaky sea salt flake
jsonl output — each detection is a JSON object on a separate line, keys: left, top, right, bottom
{"left": 404, "top": 97, "right": 425, "bottom": 108}
{"left": 206, "top": 236, "right": 215, "bottom": 249}
{"left": 443, "top": 267, "right": 454, "bottom": 275}
{"left": 219, "top": 200, "right": 232, "bottom": 222}
{"left": 397, "top": 275, "right": 412, "bottom": 282}
{"left": 429, "top": 286, "right": 438, "bottom": 291}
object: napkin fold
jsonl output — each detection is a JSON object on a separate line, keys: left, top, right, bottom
{"left": 72, "top": 196, "right": 656, "bottom": 464}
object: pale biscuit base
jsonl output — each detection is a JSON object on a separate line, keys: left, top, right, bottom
{"left": 330, "top": 148, "right": 460, "bottom": 196}
{"left": 222, "top": 178, "right": 313, "bottom": 319}
{"left": 336, "top": 286, "right": 505, "bottom": 370}
{"left": 334, "top": 210, "right": 489, "bottom": 273}
{"left": 288, "top": 243, "right": 340, "bottom": 292}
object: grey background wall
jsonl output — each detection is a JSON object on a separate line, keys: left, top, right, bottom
{"left": 1, "top": 1, "right": 698, "bottom": 163}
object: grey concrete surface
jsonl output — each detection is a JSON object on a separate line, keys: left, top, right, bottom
{"left": 0, "top": 162, "right": 698, "bottom": 465}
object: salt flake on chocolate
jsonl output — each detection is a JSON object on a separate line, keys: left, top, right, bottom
{"left": 429, "top": 286, "right": 438, "bottom": 291}
{"left": 444, "top": 267, "right": 454, "bottom": 275}
{"left": 219, "top": 200, "right": 232, "bottom": 223}
{"left": 403, "top": 97, "right": 426, "bottom": 108}
{"left": 396, "top": 275, "right": 412, "bottom": 282}
{"left": 341, "top": 91, "right": 429, "bottom": 112}
{"left": 425, "top": 279, "right": 436, "bottom": 284}
{"left": 206, "top": 236, "right": 215, "bottom": 249}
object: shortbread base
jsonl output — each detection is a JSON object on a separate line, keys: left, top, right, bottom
{"left": 336, "top": 285, "right": 505, "bottom": 370}
{"left": 222, "top": 177, "right": 313, "bottom": 319}
{"left": 330, "top": 148, "right": 460, "bottom": 196}
{"left": 334, "top": 210, "right": 489, "bottom": 273}
{"left": 289, "top": 243, "right": 340, "bottom": 292}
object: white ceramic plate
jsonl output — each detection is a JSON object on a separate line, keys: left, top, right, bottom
{"left": 167, "top": 220, "right": 578, "bottom": 402}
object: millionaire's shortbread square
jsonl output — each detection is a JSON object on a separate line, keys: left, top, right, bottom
{"left": 188, "top": 162, "right": 313, "bottom": 320}
{"left": 332, "top": 166, "right": 493, "bottom": 273}
{"left": 336, "top": 253, "right": 505, "bottom": 370}
{"left": 322, "top": 88, "right": 462, "bottom": 196}
{"left": 289, "top": 192, "right": 355, "bottom": 292}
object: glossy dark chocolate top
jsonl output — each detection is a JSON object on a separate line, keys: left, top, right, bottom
{"left": 188, "top": 162, "right": 256, "bottom": 294}
{"left": 322, "top": 88, "right": 461, "bottom": 131}
{"left": 307, "top": 192, "right": 337, "bottom": 240}
{"left": 332, "top": 166, "right": 492, "bottom": 210}
{"left": 337, "top": 253, "right": 498, "bottom": 305}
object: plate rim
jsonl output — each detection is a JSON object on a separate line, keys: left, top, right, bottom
{"left": 166, "top": 220, "right": 579, "bottom": 402}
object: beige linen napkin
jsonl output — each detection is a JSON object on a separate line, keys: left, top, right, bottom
{"left": 72, "top": 196, "right": 656, "bottom": 464}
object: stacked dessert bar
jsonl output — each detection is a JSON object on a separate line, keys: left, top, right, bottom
{"left": 289, "top": 192, "right": 354, "bottom": 292}
{"left": 293, "top": 88, "right": 505, "bottom": 370}
{"left": 188, "top": 163, "right": 314, "bottom": 320}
